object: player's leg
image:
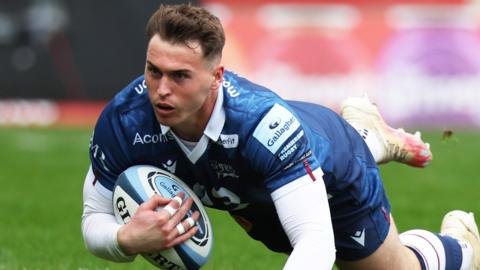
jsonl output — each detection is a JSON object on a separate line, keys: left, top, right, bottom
{"left": 341, "top": 94, "right": 432, "bottom": 168}
{"left": 330, "top": 159, "right": 477, "bottom": 270}
{"left": 336, "top": 213, "right": 479, "bottom": 270}
{"left": 336, "top": 217, "right": 420, "bottom": 270}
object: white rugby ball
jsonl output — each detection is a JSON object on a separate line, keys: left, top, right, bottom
{"left": 113, "top": 165, "right": 213, "bottom": 270}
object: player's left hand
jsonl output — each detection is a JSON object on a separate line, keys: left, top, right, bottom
{"left": 116, "top": 192, "right": 199, "bottom": 255}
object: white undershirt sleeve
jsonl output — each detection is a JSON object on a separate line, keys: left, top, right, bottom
{"left": 271, "top": 168, "right": 336, "bottom": 270}
{"left": 81, "top": 166, "right": 136, "bottom": 262}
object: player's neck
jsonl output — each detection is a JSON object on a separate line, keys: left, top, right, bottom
{"left": 173, "top": 126, "right": 203, "bottom": 142}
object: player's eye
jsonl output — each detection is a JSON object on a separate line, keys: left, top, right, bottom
{"left": 171, "top": 71, "right": 190, "bottom": 81}
{"left": 147, "top": 65, "right": 161, "bottom": 77}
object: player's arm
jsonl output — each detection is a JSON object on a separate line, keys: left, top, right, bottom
{"left": 82, "top": 166, "right": 198, "bottom": 260}
{"left": 82, "top": 108, "right": 197, "bottom": 261}
{"left": 81, "top": 166, "right": 135, "bottom": 261}
{"left": 271, "top": 168, "right": 336, "bottom": 270}
{"left": 246, "top": 102, "right": 335, "bottom": 268}
{"left": 81, "top": 106, "right": 138, "bottom": 261}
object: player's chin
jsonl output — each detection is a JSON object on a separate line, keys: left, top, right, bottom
{"left": 153, "top": 111, "right": 178, "bottom": 126}
{"left": 155, "top": 117, "right": 176, "bottom": 127}
{"left": 156, "top": 115, "right": 181, "bottom": 127}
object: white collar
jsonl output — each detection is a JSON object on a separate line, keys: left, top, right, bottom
{"left": 159, "top": 85, "right": 225, "bottom": 163}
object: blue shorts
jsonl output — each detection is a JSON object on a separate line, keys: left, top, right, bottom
{"left": 229, "top": 167, "right": 391, "bottom": 261}
{"left": 328, "top": 167, "right": 391, "bottom": 261}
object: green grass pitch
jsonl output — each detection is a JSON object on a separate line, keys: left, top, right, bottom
{"left": 0, "top": 127, "right": 478, "bottom": 270}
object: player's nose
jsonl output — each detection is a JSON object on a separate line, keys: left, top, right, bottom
{"left": 156, "top": 78, "right": 172, "bottom": 97}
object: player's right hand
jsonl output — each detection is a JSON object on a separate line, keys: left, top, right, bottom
{"left": 116, "top": 192, "right": 199, "bottom": 255}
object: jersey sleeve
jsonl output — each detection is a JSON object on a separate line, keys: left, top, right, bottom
{"left": 244, "top": 102, "right": 321, "bottom": 192}
{"left": 89, "top": 105, "right": 131, "bottom": 195}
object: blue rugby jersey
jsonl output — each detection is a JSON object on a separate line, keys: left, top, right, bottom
{"left": 89, "top": 70, "right": 380, "bottom": 252}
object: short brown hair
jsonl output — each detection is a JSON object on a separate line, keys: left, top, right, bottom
{"left": 146, "top": 4, "right": 225, "bottom": 62}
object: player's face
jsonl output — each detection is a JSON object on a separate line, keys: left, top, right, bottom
{"left": 145, "top": 35, "right": 223, "bottom": 141}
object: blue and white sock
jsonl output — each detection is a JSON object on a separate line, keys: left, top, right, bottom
{"left": 399, "top": 229, "right": 473, "bottom": 270}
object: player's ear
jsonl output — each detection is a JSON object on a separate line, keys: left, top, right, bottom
{"left": 211, "top": 65, "right": 224, "bottom": 89}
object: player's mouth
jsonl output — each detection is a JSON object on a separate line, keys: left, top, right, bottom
{"left": 154, "top": 103, "right": 175, "bottom": 116}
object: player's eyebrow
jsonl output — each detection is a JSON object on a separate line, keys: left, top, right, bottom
{"left": 146, "top": 61, "right": 192, "bottom": 74}
{"left": 146, "top": 61, "right": 160, "bottom": 71}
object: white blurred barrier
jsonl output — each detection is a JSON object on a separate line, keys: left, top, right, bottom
{"left": 0, "top": 100, "right": 59, "bottom": 126}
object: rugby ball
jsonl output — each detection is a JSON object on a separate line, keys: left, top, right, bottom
{"left": 112, "top": 165, "right": 213, "bottom": 270}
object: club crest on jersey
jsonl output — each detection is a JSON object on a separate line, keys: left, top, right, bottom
{"left": 210, "top": 160, "right": 239, "bottom": 179}
{"left": 253, "top": 104, "right": 301, "bottom": 154}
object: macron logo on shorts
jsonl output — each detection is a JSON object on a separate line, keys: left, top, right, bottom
{"left": 253, "top": 104, "right": 300, "bottom": 154}
{"left": 351, "top": 228, "right": 366, "bottom": 247}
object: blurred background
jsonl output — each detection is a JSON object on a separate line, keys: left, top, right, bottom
{"left": 2, "top": 0, "right": 480, "bottom": 129}
{"left": 1, "top": 0, "right": 480, "bottom": 128}
{"left": 1, "top": 1, "right": 479, "bottom": 269}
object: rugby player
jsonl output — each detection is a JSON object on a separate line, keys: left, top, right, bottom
{"left": 82, "top": 4, "right": 478, "bottom": 269}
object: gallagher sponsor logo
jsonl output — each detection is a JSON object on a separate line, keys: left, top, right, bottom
{"left": 268, "top": 117, "right": 281, "bottom": 129}
{"left": 253, "top": 103, "right": 300, "bottom": 154}
{"left": 267, "top": 117, "right": 296, "bottom": 147}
